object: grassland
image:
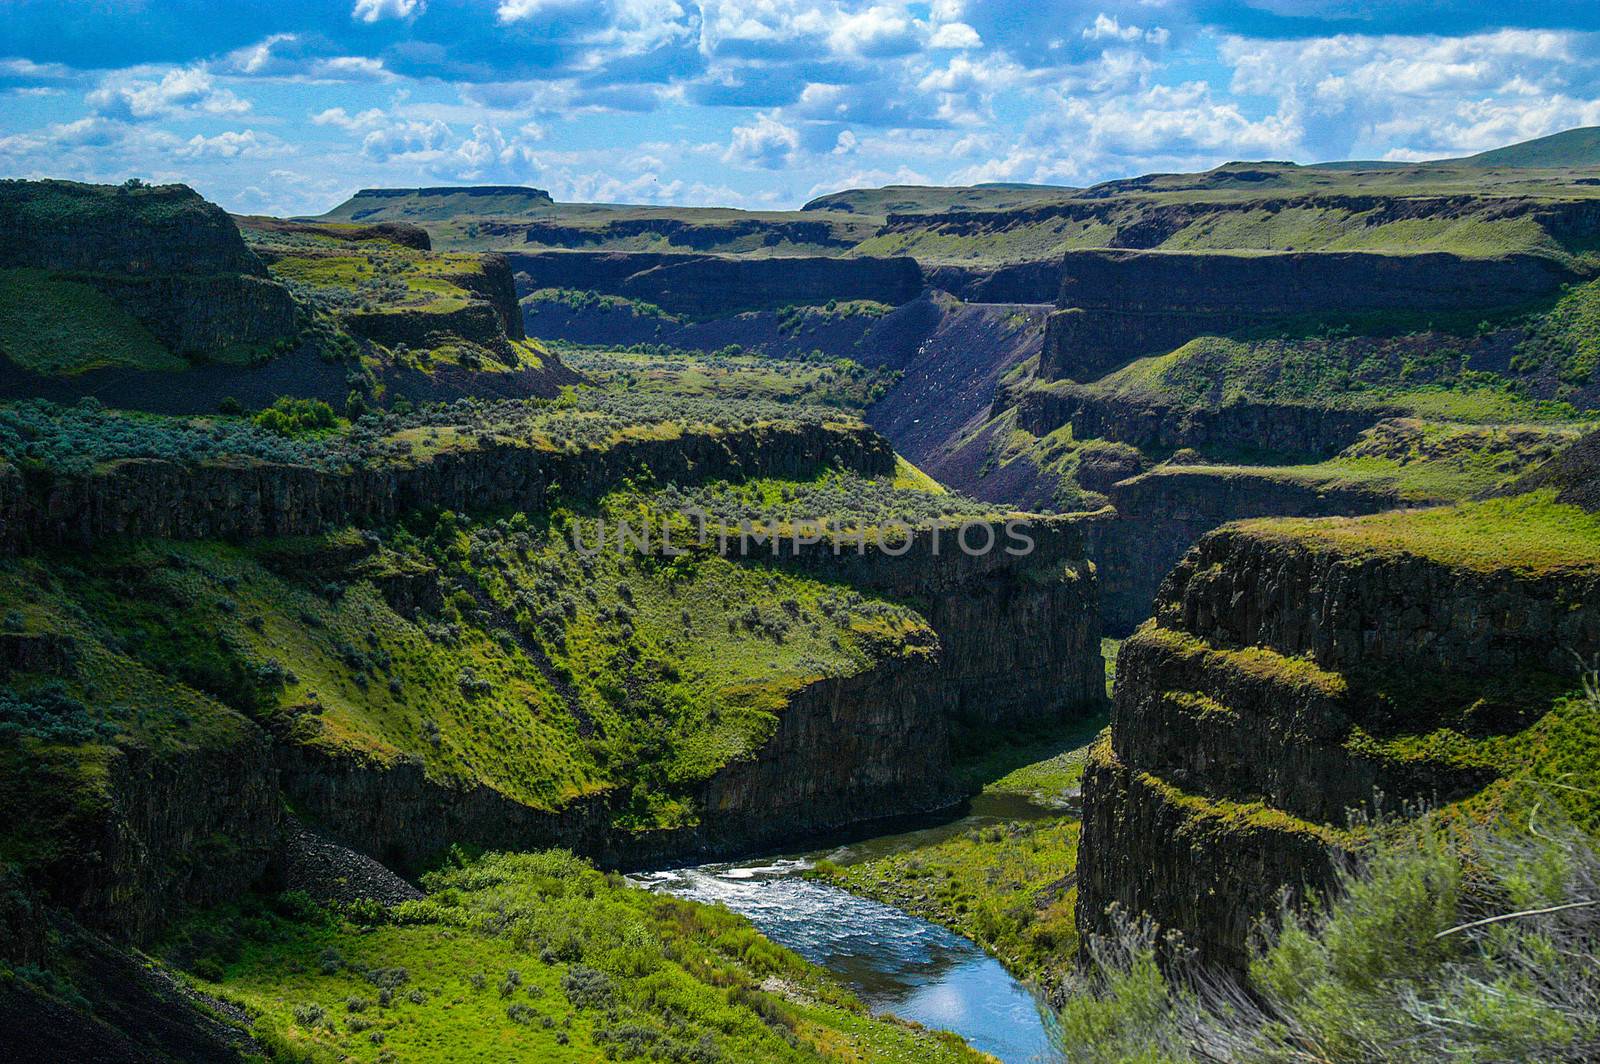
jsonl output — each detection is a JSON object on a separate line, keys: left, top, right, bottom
{"left": 159, "top": 849, "right": 985, "bottom": 1064}
{"left": 1241, "top": 489, "right": 1600, "bottom": 572}
{"left": 0, "top": 268, "right": 186, "bottom": 375}
{"left": 1139, "top": 419, "right": 1588, "bottom": 503}
{"left": 560, "top": 345, "right": 902, "bottom": 411}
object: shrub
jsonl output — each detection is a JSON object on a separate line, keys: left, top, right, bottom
{"left": 561, "top": 965, "right": 614, "bottom": 1010}
{"left": 1053, "top": 815, "right": 1600, "bottom": 1063}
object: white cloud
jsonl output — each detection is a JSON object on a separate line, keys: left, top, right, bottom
{"left": 1081, "top": 13, "right": 1167, "bottom": 46}
{"left": 176, "top": 129, "right": 290, "bottom": 160}
{"left": 828, "top": 5, "right": 918, "bottom": 57}
{"left": 929, "top": 22, "right": 982, "bottom": 50}
{"left": 496, "top": 0, "right": 586, "bottom": 23}
{"left": 1222, "top": 28, "right": 1600, "bottom": 158}
{"left": 310, "top": 106, "right": 387, "bottom": 130}
{"left": 224, "top": 35, "right": 393, "bottom": 81}
{"left": 723, "top": 111, "right": 799, "bottom": 168}
{"left": 360, "top": 118, "right": 452, "bottom": 161}
{"left": 87, "top": 66, "right": 249, "bottom": 121}
{"left": 444, "top": 122, "right": 544, "bottom": 179}
{"left": 352, "top": 0, "right": 423, "bottom": 22}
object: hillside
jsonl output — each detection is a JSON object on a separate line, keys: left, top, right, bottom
{"left": 1456, "top": 124, "right": 1600, "bottom": 168}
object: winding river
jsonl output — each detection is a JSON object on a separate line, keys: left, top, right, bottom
{"left": 634, "top": 793, "right": 1068, "bottom": 1063}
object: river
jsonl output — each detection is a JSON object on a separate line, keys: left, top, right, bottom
{"left": 633, "top": 792, "right": 1068, "bottom": 1063}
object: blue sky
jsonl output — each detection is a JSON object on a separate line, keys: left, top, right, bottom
{"left": 3, "top": 1, "right": 1600, "bottom": 215}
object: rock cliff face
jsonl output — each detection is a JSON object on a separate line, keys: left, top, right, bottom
{"left": 1039, "top": 249, "right": 1577, "bottom": 382}
{"left": 281, "top": 517, "right": 1103, "bottom": 873}
{"left": 0, "top": 422, "right": 894, "bottom": 552}
{"left": 509, "top": 250, "right": 925, "bottom": 316}
{"left": 760, "top": 516, "right": 1105, "bottom": 726}
{"left": 1017, "top": 385, "right": 1392, "bottom": 456}
{"left": 279, "top": 655, "right": 959, "bottom": 872}
{"left": 0, "top": 179, "right": 297, "bottom": 358}
{"left": 1078, "top": 468, "right": 1406, "bottom": 634}
{"left": 59, "top": 734, "right": 281, "bottom": 940}
{"left": 1076, "top": 512, "right": 1600, "bottom": 968}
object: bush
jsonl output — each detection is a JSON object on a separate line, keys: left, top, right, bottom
{"left": 561, "top": 965, "right": 614, "bottom": 1010}
{"left": 1052, "top": 815, "right": 1600, "bottom": 1063}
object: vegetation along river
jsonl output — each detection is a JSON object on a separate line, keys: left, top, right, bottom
{"left": 633, "top": 792, "right": 1066, "bottom": 1064}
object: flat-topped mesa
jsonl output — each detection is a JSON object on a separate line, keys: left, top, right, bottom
{"left": 319, "top": 185, "right": 555, "bottom": 222}
{"left": 1077, "top": 488, "right": 1600, "bottom": 968}
{"left": 0, "top": 179, "right": 296, "bottom": 356}
{"left": 1040, "top": 249, "right": 1579, "bottom": 382}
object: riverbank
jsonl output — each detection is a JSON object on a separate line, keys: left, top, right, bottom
{"left": 810, "top": 716, "right": 1105, "bottom": 992}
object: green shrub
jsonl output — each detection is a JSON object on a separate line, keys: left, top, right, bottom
{"left": 1053, "top": 815, "right": 1600, "bottom": 1063}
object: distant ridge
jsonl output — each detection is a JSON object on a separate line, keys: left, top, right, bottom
{"left": 1455, "top": 126, "right": 1600, "bottom": 168}
{"left": 316, "top": 184, "right": 555, "bottom": 223}
{"left": 1313, "top": 125, "right": 1600, "bottom": 171}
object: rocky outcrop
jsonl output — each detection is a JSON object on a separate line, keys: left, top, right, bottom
{"left": 278, "top": 655, "right": 957, "bottom": 873}
{"left": 504, "top": 216, "right": 861, "bottom": 254}
{"left": 757, "top": 515, "right": 1105, "bottom": 726}
{"left": 1040, "top": 250, "right": 1577, "bottom": 382}
{"left": 2, "top": 421, "right": 894, "bottom": 553}
{"left": 1076, "top": 509, "right": 1600, "bottom": 968}
{"left": 33, "top": 730, "right": 281, "bottom": 941}
{"left": 1018, "top": 385, "right": 1392, "bottom": 456}
{"left": 0, "top": 179, "right": 297, "bottom": 358}
{"left": 923, "top": 261, "right": 1061, "bottom": 303}
{"left": 1078, "top": 468, "right": 1407, "bottom": 634}
{"left": 509, "top": 250, "right": 925, "bottom": 317}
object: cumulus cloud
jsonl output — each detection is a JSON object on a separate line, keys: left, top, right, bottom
{"left": 176, "top": 129, "right": 290, "bottom": 160}
{"left": 723, "top": 111, "right": 799, "bottom": 167}
{"left": 444, "top": 122, "right": 544, "bottom": 179}
{"left": 87, "top": 66, "right": 249, "bottom": 121}
{"left": 1222, "top": 28, "right": 1600, "bottom": 157}
{"left": 352, "top": 0, "right": 423, "bottom": 22}
{"left": 360, "top": 117, "right": 451, "bottom": 161}
{"left": 1082, "top": 13, "right": 1167, "bottom": 46}
{"left": 929, "top": 22, "right": 982, "bottom": 49}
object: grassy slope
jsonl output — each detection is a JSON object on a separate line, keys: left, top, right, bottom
{"left": 1239, "top": 489, "right": 1600, "bottom": 572}
{"left": 162, "top": 850, "right": 984, "bottom": 1064}
{"left": 559, "top": 345, "right": 902, "bottom": 411}
{"left": 0, "top": 268, "right": 186, "bottom": 375}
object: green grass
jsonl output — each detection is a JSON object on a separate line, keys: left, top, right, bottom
{"left": 161, "top": 849, "right": 986, "bottom": 1063}
{"left": 0, "top": 268, "right": 185, "bottom": 375}
{"left": 0, "top": 471, "right": 944, "bottom": 852}
{"left": 1143, "top": 419, "right": 1587, "bottom": 503}
{"left": 813, "top": 817, "right": 1082, "bottom": 986}
{"left": 560, "top": 346, "right": 901, "bottom": 411}
{"left": 1241, "top": 489, "right": 1600, "bottom": 572}
{"left": 1083, "top": 331, "right": 1593, "bottom": 424}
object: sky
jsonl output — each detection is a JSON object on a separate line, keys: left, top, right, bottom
{"left": 3, "top": 1, "right": 1600, "bottom": 216}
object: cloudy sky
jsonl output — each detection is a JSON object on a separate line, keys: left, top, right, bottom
{"left": 2, "top": 1, "right": 1599, "bottom": 216}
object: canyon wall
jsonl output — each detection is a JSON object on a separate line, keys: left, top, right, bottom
{"left": 1076, "top": 512, "right": 1600, "bottom": 968}
{"left": 1040, "top": 249, "right": 1577, "bottom": 382}
{"left": 0, "top": 179, "right": 297, "bottom": 357}
{"left": 0, "top": 422, "right": 894, "bottom": 552}
{"left": 1078, "top": 468, "right": 1406, "bottom": 634}
{"left": 508, "top": 250, "right": 925, "bottom": 316}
